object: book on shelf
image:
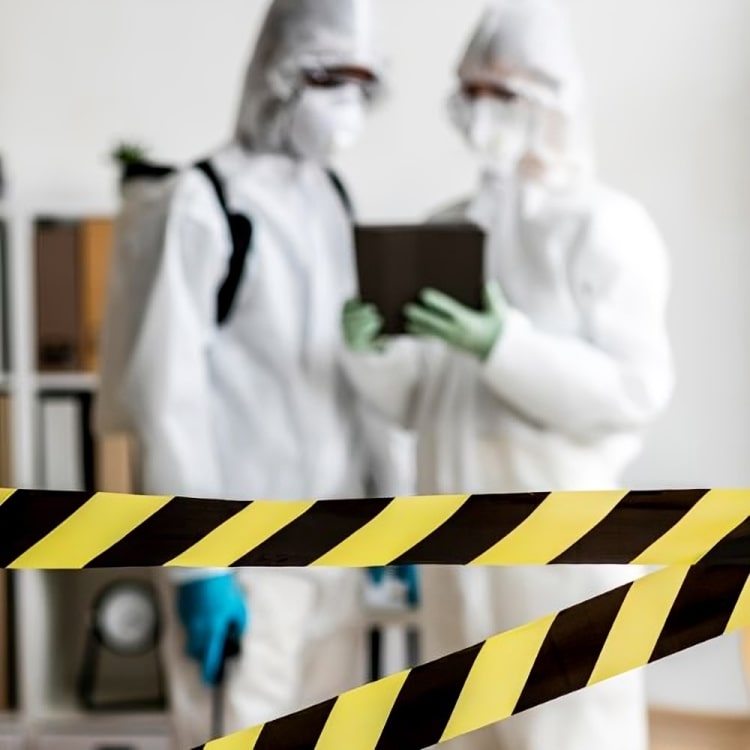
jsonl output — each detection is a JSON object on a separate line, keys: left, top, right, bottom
{"left": 39, "top": 392, "right": 92, "bottom": 491}
{"left": 0, "top": 568, "right": 9, "bottom": 711}
{"left": 35, "top": 217, "right": 114, "bottom": 373}
{"left": 0, "top": 221, "right": 9, "bottom": 372}
{"left": 39, "top": 391, "right": 134, "bottom": 494}
{"left": 0, "top": 395, "right": 11, "bottom": 488}
{"left": 96, "top": 432, "right": 135, "bottom": 494}
{"left": 80, "top": 219, "right": 114, "bottom": 373}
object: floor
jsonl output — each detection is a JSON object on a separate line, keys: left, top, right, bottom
{"left": 649, "top": 709, "right": 750, "bottom": 750}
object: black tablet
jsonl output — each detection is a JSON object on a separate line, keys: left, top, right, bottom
{"left": 355, "top": 223, "right": 485, "bottom": 334}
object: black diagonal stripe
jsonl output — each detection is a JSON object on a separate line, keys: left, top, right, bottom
{"left": 699, "top": 518, "right": 750, "bottom": 565}
{"left": 390, "top": 493, "right": 548, "bottom": 566}
{"left": 232, "top": 497, "right": 393, "bottom": 567}
{"left": 552, "top": 489, "right": 709, "bottom": 564}
{"left": 0, "top": 490, "right": 92, "bottom": 566}
{"left": 86, "top": 497, "right": 250, "bottom": 568}
{"left": 650, "top": 566, "right": 749, "bottom": 663}
{"left": 253, "top": 697, "right": 336, "bottom": 750}
{"left": 514, "top": 580, "right": 632, "bottom": 715}
{"left": 375, "top": 642, "right": 483, "bottom": 750}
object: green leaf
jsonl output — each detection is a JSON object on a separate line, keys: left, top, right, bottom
{"left": 112, "top": 141, "right": 149, "bottom": 165}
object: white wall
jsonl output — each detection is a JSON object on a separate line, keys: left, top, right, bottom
{"left": 2, "top": 0, "right": 750, "bottom": 715}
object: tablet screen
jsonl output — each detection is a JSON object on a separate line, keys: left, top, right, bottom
{"left": 355, "top": 224, "right": 485, "bottom": 334}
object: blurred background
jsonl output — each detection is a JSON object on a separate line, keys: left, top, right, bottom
{"left": 1, "top": 0, "right": 750, "bottom": 748}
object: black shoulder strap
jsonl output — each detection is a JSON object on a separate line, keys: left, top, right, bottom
{"left": 194, "top": 160, "right": 254, "bottom": 327}
{"left": 118, "top": 156, "right": 254, "bottom": 327}
{"left": 193, "top": 162, "right": 354, "bottom": 327}
{"left": 326, "top": 168, "right": 355, "bottom": 219}
{"left": 195, "top": 159, "right": 229, "bottom": 212}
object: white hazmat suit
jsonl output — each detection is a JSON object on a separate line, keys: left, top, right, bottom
{"left": 342, "top": 1, "right": 674, "bottom": 748}
{"left": 97, "top": 0, "right": 390, "bottom": 746}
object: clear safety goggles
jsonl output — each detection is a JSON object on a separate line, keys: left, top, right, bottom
{"left": 462, "top": 80, "right": 525, "bottom": 103}
{"left": 302, "top": 65, "right": 381, "bottom": 100}
{"left": 459, "top": 73, "right": 560, "bottom": 113}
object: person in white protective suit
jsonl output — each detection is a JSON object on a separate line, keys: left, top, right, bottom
{"left": 95, "top": 0, "right": 406, "bottom": 746}
{"left": 341, "top": 1, "right": 675, "bottom": 749}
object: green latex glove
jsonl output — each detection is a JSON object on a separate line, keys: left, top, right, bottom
{"left": 342, "top": 299, "right": 385, "bottom": 353}
{"left": 404, "top": 280, "right": 507, "bottom": 361}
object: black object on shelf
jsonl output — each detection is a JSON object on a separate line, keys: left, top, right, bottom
{"left": 212, "top": 627, "right": 242, "bottom": 739}
{"left": 368, "top": 626, "right": 382, "bottom": 682}
{"left": 368, "top": 623, "right": 421, "bottom": 682}
{"left": 5, "top": 571, "right": 18, "bottom": 710}
{"left": 77, "top": 580, "right": 166, "bottom": 712}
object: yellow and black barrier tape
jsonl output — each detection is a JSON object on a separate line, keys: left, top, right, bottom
{"left": 1, "top": 487, "right": 749, "bottom": 569}
{"left": 196, "top": 564, "right": 750, "bottom": 750}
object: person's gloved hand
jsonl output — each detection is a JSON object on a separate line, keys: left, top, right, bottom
{"left": 404, "top": 280, "right": 508, "bottom": 361}
{"left": 342, "top": 299, "right": 385, "bottom": 353}
{"left": 176, "top": 573, "right": 248, "bottom": 686}
{"left": 368, "top": 566, "right": 420, "bottom": 607}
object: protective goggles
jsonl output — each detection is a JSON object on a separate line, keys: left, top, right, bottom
{"left": 460, "top": 74, "right": 560, "bottom": 112}
{"left": 302, "top": 65, "right": 381, "bottom": 99}
{"left": 461, "top": 80, "right": 524, "bottom": 103}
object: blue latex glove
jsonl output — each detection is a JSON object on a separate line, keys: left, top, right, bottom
{"left": 176, "top": 573, "right": 248, "bottom": 686}
{"left": 368, "top": 566, "right": 420, "bottom": 607}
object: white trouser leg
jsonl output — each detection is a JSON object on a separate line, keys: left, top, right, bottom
{"left": 157, "top": 567, "right": 364, "bottom": 749}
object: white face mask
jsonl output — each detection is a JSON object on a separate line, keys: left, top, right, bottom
{"left": 288, "top": 84, "right": 367, "bottom": 163}
{"left": 459, "top": 97, "right": 531, "bottom": 172}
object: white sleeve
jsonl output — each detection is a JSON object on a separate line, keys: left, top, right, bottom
{"left": 341, "top": 338, "right": 424, "bottom": 431}
{"left": 481, "top": 198, "right": 675, "bottom": 441}
{"left": 120, "top": 173, "right": 230, "bottom": 583}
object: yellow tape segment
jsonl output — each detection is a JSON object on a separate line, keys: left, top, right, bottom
{"left": 471, "top": 491, "right": 628, "bottom": 566}
{"left": 0, "top": 489, "right": 13, "bottom": 507}
{"left": 312, "top": 495, "right": 469, "bottom": 567}
{"left": 441, "top": 613, "right": 556, "bottom": 742}
{"left": 166, "top": 500, "right": 315, "bottom": 568}
{"left": 588, "top": 566, "right": 690, "bottom": 685}
{"left": 726, "top": 575, "right": 750, "bottom": 634}
{"left": 9, "top": 493, "right": 172, "bottom": 569}
{"left": 315, "top": 671, "right": 410, "bottom": 750}
{"left": 204, "top": 725, "right": 262, "bottom": 750}
{"left": 632, "top": 489, "right": 750, "bottom": 565}
{"left": 166, "top": 565, "right": 748, "bottom": 750}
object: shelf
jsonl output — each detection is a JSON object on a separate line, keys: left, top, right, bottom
{"left": 32, "top": 715, "right": 170, "bottom": 750}
{"left": 34, "top": 712, "right": 168, "bottom": 731}
{"left": 2, "top": 200, "right": 173, "bottom": 745}
{"left": 1, "top": 198, "right": 116, "bottom": 222}
{"left": 362, "top": 607, "right": 421, "bottom": 629}
{"left": 36, "top": 373, "right": 99, "bottom": 393}
{"left": 23, "top": 570, "right": 164, "bottom": 722}
{"left": 33, "top": 693, "right": 167, "bottom": 726}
